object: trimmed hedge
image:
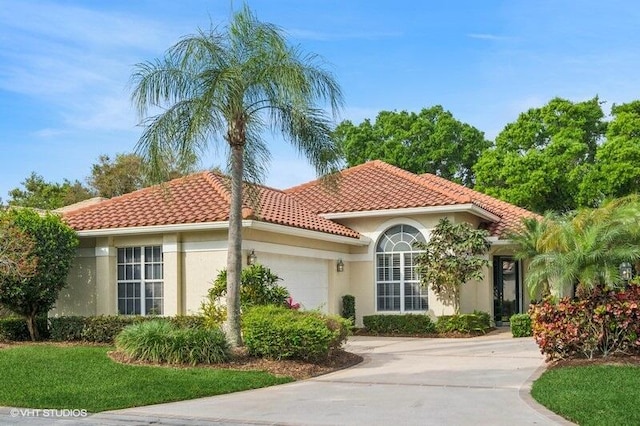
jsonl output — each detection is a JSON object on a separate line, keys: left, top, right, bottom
{"left": 0, "top": 317, "right": 48, "bottom": 341}
{"left": 363, "top": 314, "right": 436, "bottom": 334}
{"left": 115, "top": 320, "right": 229, "bottom": 365}
{"left": 510, "top": 313, "right": 532, "bottom": 337}
{"left": 435, "top": 312, "right": 491, "bottom": 334}
{"left": 243, "top": 305, "right": 350, "bottom": 361}
{"left": 49, "top": 316, "right": 88, "bottom": 341}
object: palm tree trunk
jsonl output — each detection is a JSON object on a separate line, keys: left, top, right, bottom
{"left": 225, "top": 143, "right": 244, "bottom": 347}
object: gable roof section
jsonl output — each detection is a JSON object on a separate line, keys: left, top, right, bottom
{"left": 416, "top": 172, "right": 539, "bottom": 238}
{"left": 286, "top": 160, "right": 470, "bottom": 213}
{"left": 286, "top": 160, "right": 538, "bottom": 238}
{"left": 63, "top": 172, "right": 360, "bottom": 239}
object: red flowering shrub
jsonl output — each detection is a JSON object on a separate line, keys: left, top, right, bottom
{"left": 530, "top": 285, "right": 640, "bottom": 360}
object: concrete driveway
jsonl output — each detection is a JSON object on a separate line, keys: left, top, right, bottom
{"left": 2, "top": 330, "right": 571, "bottom": 425}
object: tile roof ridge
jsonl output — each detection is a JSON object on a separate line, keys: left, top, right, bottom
{"left": 373, "top": 161, "right": 472, "bottom": 204}
{"left": 202, "top": 171, "right": 258, "bottom": 219}
{"left": 419, "top": 172, "right": 540, "bottom": 219}
{"left": 285, "top": 160, "right": 385, "bottom": 193}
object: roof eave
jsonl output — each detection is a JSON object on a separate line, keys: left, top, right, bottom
{"left": 246, "top": 220, "right": 369, "bottom": 246}
{"left": 74, "top": 220, "right": 368, "bottom": 246}
{"left": 320, "top": 204, "right": 501, "bottom": 223}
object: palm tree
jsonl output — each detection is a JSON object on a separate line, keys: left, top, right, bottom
{"left": 513, "top": 196, "right": 640, "bottom": 299}
{"left": 130, "top": 6, "right": 343, "bottom": 346}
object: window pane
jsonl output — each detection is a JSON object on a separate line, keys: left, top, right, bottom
{"left": 133, "top": 247, "right": 141, "bottom": 263}
{"left": 125, "top": 265, "right": 133, "bottom": 280}
{"left": 134, "top": 299, "right": 141, "bottom": 315}
{"left": 145, "top": 247, "right": 152, "bottom": 261}
{"left": 117, "top": 249, "right": 124, "bottom": 263}
{"left": 118, "top": 299, "right": 125, "bottom": 315}
{"left": 133, "top": 264, "right": 141, "bottom": 280}
{"left": 154, "top": 264, "right": 162, "bottom": 280}
{"left": 155, "top": 282, "right": 163, "bottom": 296}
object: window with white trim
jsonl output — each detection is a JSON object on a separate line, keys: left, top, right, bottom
{"left": 376, "top": 225, "right": 428, "bottom": 312}
{"left": 117, "top": 246, "right": 163, "bottom": 315}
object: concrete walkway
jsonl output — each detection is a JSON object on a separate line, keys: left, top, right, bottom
{"left": 1, "top": 330, "right": 571, "bottom": 425}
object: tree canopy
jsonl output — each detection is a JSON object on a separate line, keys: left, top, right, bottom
{"left": 578, "top": 101, "right": 640, "bottom": 206}
{"left": 0, "top": 209, "right": 78, "bottom": 340}
{"left": 474, "top": 97, "right": 606, "bottom": 213}
{"left": 8, "top": 172, "right": 92, "bottom": 210}
{"left": 130, "top": 6, "right": 343, "bottom": 346}
{"left": 334, "top": 106, "right": 490, "bottom": 187}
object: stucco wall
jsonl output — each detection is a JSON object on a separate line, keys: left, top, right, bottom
{"left": 60, "top": 210, "right": 521, "bottom": 324}
{"left": 53, "top": 253, "right": 97, "bottom": 316}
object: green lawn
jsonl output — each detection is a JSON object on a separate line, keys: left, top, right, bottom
{"left": 0, "top": 344, "right": 292, "bottom": 412}
{"left": 531, "top": 364, "right": 640, "bottom": 426}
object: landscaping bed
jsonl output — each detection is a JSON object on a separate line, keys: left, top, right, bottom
{"left": 110, "top": 347, "right": 363, "bottom": 380}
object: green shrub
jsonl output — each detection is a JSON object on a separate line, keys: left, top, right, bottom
{"left": 510, "top": 313, "right": 532, "bottom": 337}
{"left": 201, "top": 264, "right": 290, "bottom": 326}
{"left": 531, "top": 285, "right": 640, "bottom": 360}
{"left": 341, "top": 295, "right": 356, "bottom": 324}
{"left": 243, "top": 305, "right": 338, "bottom": 361}
{"left": 362, "top": 314, "right": 436, "bottom": 334}
{"left": 169, "top": 315, "right": 206, "bottom": 329}
{"left": 0, "top": 317, "right": 30, "bottom": 341}
{"left": 49, "top": 316, "right": 88, "bottom": 341}
{"left": 472, "top": 310, "right": 492, "bottom": 329}
{"left": 436, "top": 312, "right": 491, "bottom": 334}
{"left": 115, "top": 320, "right": 229, "bottom": 365}
{"left": 0, "top": 316, "right": 48, "bottom": 341}
{"left": 82, "top": 315, "right": 148, "bottom": 343}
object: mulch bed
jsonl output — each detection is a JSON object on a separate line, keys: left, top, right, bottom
{"left": 109, "top": 348, "right": 363, "bottom": 380}
{"left": 548, "top": 354, "right": 640, "bottom": 369}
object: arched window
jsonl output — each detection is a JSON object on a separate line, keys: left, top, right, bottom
{"left": 376, "top": 224, "right": 428, "bottom": 312}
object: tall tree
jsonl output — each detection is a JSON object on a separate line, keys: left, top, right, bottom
{"left": 578, "top": 101, "right": 640, "bottom": 206}
{"left": 0, "top": 209, "right": 78, "bottom": 340}
{"left": 474, "top": 97, "right": 606, "bottom": 213}
{"left": 130, "top": 6, "right": 343, "bottom": 346}
{"left": 88, "top": 154, "right": 146, "bottom": 198}
{"left": 88, "top": 152, "right": 199, "bottom": 198}
{"left": 334, "top": 106, "right": 490, "bottom": 187}
{"left": 8, "top": 172, "right": 92, "bottom": 210}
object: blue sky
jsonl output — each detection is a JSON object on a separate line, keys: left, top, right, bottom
{"left": 1, "top": 0, "right": 639, "bottom": 200}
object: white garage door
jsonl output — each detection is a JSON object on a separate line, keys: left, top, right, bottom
{"left": 261, "top": 254, "right": 328, "bottom": 312}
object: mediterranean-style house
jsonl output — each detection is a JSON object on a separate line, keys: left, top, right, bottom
{"left": 56, "top": 160, "right": 537, "bottom": 326}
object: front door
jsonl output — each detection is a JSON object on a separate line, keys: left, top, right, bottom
{"left": 493, "top": 256, "right": 520, "bottom": 324}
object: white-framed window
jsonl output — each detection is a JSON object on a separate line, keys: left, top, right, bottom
{"left": 117, "top": 246, "right": 163, "bottom": 315}
{"left": 376, "top": 224, "right": 428, "bottom": 312}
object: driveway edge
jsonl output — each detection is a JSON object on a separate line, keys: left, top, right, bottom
{"left": 519, "top": 363, "right": 575, "bottom": 425}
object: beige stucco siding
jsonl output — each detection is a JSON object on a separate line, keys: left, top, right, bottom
{"left": 54, "top": 253, "right": 97, "bottom": 316}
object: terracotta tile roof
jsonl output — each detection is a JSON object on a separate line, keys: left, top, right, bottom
{"left": 416, "top": 172, "right": 540, "bottom": 238}
{"left": 286, "top": 161, "right": 470, "bottom": 213}
{"left": 63, "top": 172, "right": 360, "bottom": 239}
{"left": 286, "top": 160, "right": 538, "bottom": 238}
